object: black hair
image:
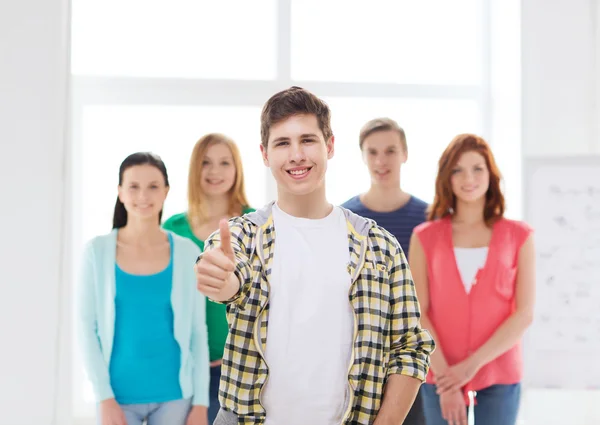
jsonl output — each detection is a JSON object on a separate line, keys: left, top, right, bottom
{"left": 112, "top": 152, "right": 170, "bottom": 229}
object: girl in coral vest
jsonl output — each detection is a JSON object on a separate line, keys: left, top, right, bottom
{"left": 409, "top": 134, "right": 535, "bottom": 425}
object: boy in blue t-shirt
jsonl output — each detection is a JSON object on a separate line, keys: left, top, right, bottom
{"left": 342, "top": 117, "right": 428, "bottom": 257}
{"left": 342, "top": 117, "right": 428, "bottom": 425}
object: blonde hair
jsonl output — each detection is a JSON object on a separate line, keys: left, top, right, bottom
{"left": 187, "top": 133, "right": 249, "bottom": 223}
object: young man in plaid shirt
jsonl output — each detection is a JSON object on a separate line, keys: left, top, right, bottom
{"left": 195, "top": 86, "right": 435, "bottom": 425}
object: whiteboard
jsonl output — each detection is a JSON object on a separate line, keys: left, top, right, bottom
{"left": 523, "top": 157, "right": 600, "bottom": 389}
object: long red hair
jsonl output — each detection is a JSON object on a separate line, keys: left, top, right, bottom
{"left": 428, "top": 133, "right": 505, "bottom": 225}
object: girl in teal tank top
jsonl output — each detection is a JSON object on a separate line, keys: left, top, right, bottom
{"left": 81, "top": 152, "right": 209, "bottom": 425}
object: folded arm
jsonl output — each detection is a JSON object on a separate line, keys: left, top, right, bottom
{"left": 377, "top": 238, "right": 436, "bottom": 423}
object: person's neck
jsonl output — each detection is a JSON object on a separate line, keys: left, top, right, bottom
{"left": 119, "top": 219, "right": 165, "bottom": 245}
{"left": 202, "top": 195, "right": 231, "bottom": 221}
{"left": 276, "top": 185, "right": 332, "bottom": 219}
{"left": 361, "top": 183, "right": 411, "bottom": 212}
{"left": 453, "top": 199, "right": 486, "bottom": 226}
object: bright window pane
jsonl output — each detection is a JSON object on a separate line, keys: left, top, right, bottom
{"left": 292, "top": 0, "right": 482, "bottom": 85}
{"left": 79, "top": 105, "right": 265, "bottom": 243}
{"left": 71, "top": 0, "right": 276, "bottom": 79}
{"left": 323, "top": 98, "right": 482, "bottom": 205}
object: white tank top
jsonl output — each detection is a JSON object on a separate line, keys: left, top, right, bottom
{"left": 454, "top": 247, "right": 488, "bottom": 294}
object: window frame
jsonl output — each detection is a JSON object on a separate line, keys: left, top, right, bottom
{"left": 67, "top": 0, "right": 517, "bottom": 422}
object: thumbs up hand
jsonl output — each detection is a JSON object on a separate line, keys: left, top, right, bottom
{"left": 195, "top": 219, "right": 241, "bottom": 302}
{"left": 218, "top": 218, "right": 235, "bottom": 263}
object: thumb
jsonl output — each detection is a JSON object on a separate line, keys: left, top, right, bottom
{"left": 219, "top": 218, "right": 234, "bottom": 259}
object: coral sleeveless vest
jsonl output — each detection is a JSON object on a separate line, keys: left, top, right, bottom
{"left": 414, "top": 217, "right": 532, "bottom": 398}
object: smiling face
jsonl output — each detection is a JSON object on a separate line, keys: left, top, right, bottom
{"left": 450, "top": 150, "right": 490, "bottom": 205}
{"left": 199, "top": 142, "right": 236, "bottom": 197}
{"left": 260, "top": 113, "right": 334, "bottom": 198}
{"left": 361, "top": 130, "right": 407, "bottom": 188}
{"left": 118, "top": 164, "right": 169, "bottom": 222}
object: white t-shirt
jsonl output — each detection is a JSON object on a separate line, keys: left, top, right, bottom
{"left": 454, "top": 247, "right": 488, "bottom": 294}
{"left": 261, "top": 203, "right": 354, "bottom": 425}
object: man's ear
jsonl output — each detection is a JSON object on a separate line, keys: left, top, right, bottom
{"left": 326, "top": 135, "right": 335, "bottom": 159}
{"left": 260, "top": 143, "right": 269, "bottom": 166}
{"left": 361, "top": 147, "right": 368, "bottom": 165}
{"left": 400, "top": 147, "right": 408, "bottom": 164}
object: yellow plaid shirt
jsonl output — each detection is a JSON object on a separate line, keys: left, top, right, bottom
{"left": 203, "top": 203, "right": 435, "bottom": 424}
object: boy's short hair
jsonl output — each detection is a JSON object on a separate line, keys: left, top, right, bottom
{"left": 260, "top": 86, "right": 333, "bottom": 147}
{"left": 359, "top": 118, "right": 407, "bottom": 152}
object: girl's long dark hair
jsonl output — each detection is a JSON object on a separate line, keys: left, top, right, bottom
{"left": 113, "top": 152, "right": 170, "bottom": 229}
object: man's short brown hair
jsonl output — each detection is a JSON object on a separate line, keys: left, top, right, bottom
{"left": 359, "top": 117, "right": 407, "bottom": 152}
{"left": 260, "top": 86, "right": 333, "bottom": 147}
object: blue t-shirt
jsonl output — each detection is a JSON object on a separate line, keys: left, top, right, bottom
{"left": 342, "top": 195, "right": 428, "bottom": 258}
{"left": 109, "top": 233, "right": 183, "bottom": 404}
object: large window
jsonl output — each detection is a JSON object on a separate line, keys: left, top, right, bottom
{"left": 70, "top": 0, "right": 516, "bottom": 422}
{"left": 324, "top": 97, "right": 481, "bottom": 205}
{"left": 79, "top": 105, "right": 264, "bottom": 242}
{"left": 71, "top": 0, "right": 277, "bottom": 79}
{"left": 291, "top": 0, "right": 482, "bottom": 85}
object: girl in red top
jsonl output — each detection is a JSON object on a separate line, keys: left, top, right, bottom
{"left": 409, "top": 134, "right": 535, "bottom": 425}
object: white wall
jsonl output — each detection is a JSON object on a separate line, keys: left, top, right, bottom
{"left": 522, "top": 0, "right": 598, "bottom": 157}
{"left": 0, "top": 0, "right": 70, "bottom": 424}
{"left": 521, "top": 0, "right": 600, "bottom": 424}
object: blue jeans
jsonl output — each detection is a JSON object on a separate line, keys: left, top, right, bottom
{"left": 208, "top": 365, "right": 222, "bottom": 424}
{"left": 97, "top": 398, "right": 192, "bottom": 425}
{"left": 421, "top": 383, "right": 521, "bottom": 425}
